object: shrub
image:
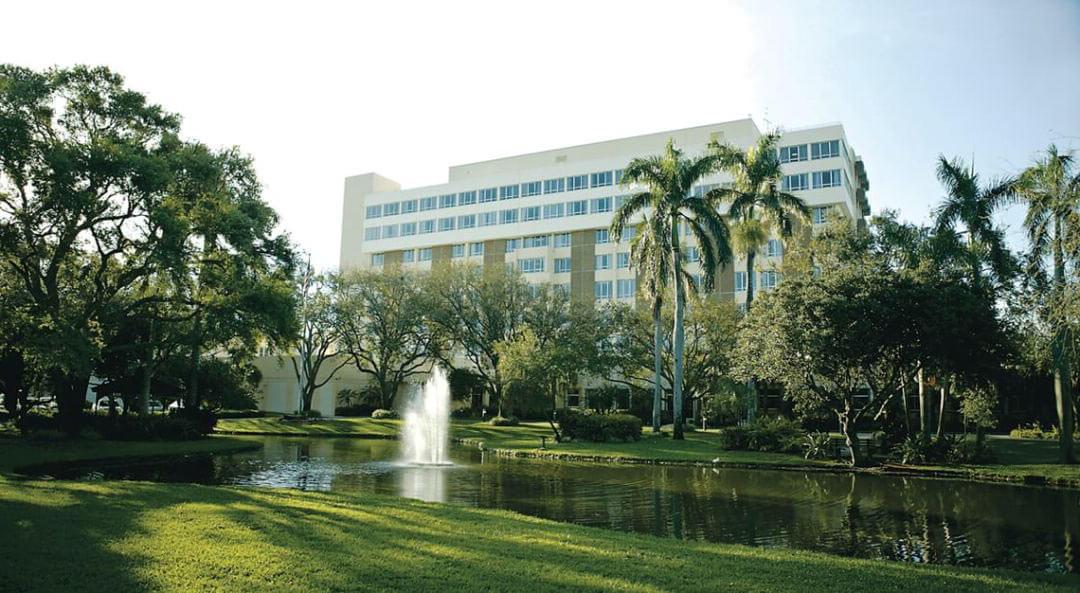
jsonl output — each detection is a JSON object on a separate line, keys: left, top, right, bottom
{"left": 489, "top": 415, "right": 519, "bottom": 426}
{"left": 892, "top": 434, "right": 967, "bottom": 465}
{"left": 335, "top": 404, "right": 375, "bottom": 417}
{"left": 556, "top": 409, "right": 641, "bottom": 442}
{"left": 802, "top": 431, "right": 833, "bottom": 459}
{"left": 946, "top": 439, "right": 996, "bottom": 464}
{"left": 15, "top": 410, "right": 57, "bottom": 434}
{"left": 94, "top": 412, "right": 213, "bottom": 441}
{"left": 1008, "top": 423, "right": 1071, "bottom": 440}
{"left": 304, "top": 409, "right": 322, "bottom": 419}
{"left": 215, "top": 410, "right": 269, "bottom": 419}
{"left": 718, "top": 416, "right": 804, "bottom": 453}
{"left": 371, "top": 409, "right": 397, "bottom": 419}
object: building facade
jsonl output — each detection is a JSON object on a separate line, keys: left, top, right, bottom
{"left": 253, "top": 119, "right": 870, "bottom": 415}
{"left": 340, "top": 119, "right": 869, "bottom": 311}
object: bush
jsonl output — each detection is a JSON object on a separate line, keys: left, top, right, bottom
{"left": 946, "top": 439, "right": 996, "bottom": 464}
{"left": 556, "top": 409, "right": 641, "bottom": 442}
{"left": 335, "top": 404, "right": 375, "bottom": 417}
{"left": 892, "top": 434, "right": 966, "bottom": 465}
{"left": 489, "top": 415, "right": 519, "bottom": 426}
{"left": 215, "top": 410, "right": 269, "bottom": 419}
{"left": 802, "top": 431, "right": 832, "bottom": 459}
{"left": 94, "top": 412, "right": 213, "bottom": 441}
{"left": 1009, "top": 423, "right": 1066, "bottom": 440}
{"left": 15, "top": 410, "right": 57, "bottom": 434}
{"left": 371, "top": 409, "right": 397, "bottom": 419}
{"left": 717, "top": 416, "right": 804, "bottom": 453}
{"left": 304, "top": 409, "right": 322, "bottom": 419}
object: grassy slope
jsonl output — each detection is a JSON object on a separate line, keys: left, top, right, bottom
{"left": 0, "top": 434, "right": 262, "bottom": 473}
{"left": 1, "top": 477, "right": 1073, "bottom": 593}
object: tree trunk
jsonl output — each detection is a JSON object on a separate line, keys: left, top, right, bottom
{"left": 670, "top": 220, "right": 686, "bottom": 441}
{"left": 839, "top": 409, "right": 862, "bottom": 467}
{"left": 651, "top": 302, "right": 663, "bottom": 433}
{"left": 917, "top": 367, "right": 929, "bottom": 438}
{"left": 1052, "top": 219, "right": 1076, "bottom": 464}
{"left": 936, "top": 383, "right": 948, "bottom": 438}
{"left": 139, "top": 318, "right": 155, "bottom": 416}
{"left": 55, "top": 372, "right": 90, "bottom": 436}
{"left": 186, "top": 321, "right": 202, "bottom": 410}
{"left": 745, "top": 249, "right": 756, "bottom": 308}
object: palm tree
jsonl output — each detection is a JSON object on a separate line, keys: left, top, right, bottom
{"left": 626, "top": 216, "right": 695, "bottom": 434}
{"left": 1017, "top": 145, "right": 1079, "bottom": 464}
{"left": 933, "top": 155, "right": 1016, "bottom": 291}
{"left": 711, "top": 132, "right": 810, "bottom": 309}
{"left": 611, "top": 140, "right": 731, "bottom": 440}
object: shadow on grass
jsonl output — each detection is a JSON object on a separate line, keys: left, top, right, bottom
{"left": 2, "top": 476, "right": 1077, "bottom": 593}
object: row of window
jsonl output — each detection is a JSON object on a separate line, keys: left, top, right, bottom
{"left": 595, "top": 279, "right": 638, "bottom": 300}
{"left": 778, "top": 139, "right": 845, "bottom": 164}
{"left": 733, "top": 270, "right": 780, "bottom": 291}
{"left": 364, "top": 169, "right": 626, "bottom": 219}
{"left": 365, "top": 198, "right": 636, "bottom": 241}
{"left": 781, "top": 169, "right": 846, "bottom": 192}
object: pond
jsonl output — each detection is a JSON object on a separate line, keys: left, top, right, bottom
{"left": 27, "top": 436, "right": 1080, "bottom": 574}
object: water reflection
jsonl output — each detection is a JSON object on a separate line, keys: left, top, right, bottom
{"left": 29, "top": 436, "right": 1080, "bottom": 574}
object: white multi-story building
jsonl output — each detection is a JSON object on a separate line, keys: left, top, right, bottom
{"left": 340, "top": 118, "right": 869, "bottom": 307}
{"left": 252, "top": 119, "right": 870, "bottom": 416}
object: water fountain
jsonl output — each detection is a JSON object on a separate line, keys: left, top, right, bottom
{"left": 399, "top": 366, "right": 452, "bottom": 466}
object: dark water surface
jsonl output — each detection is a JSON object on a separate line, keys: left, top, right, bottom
{"left": 28, "top": 436, "right": 1080, "bottom": 573}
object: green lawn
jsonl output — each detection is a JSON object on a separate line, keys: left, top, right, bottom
{"left": 215, "top": 415, "right": 401, "bottom": 437}
{"left": 0, "top": 433, "right": 262, "bottom": 473}
{"left": 0, "top": 475, "right": 1072, "bottom": 593}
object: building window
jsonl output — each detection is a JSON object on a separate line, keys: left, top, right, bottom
{"left": 401, "top": 199, "right": 418, "bottom": 214}
{"left": 554, "top": 233, "right": 571, "bottom": 248}
{"left": 616, "top": 252, "right": 630, "bottom": 269}
{"left": 499, "top": 185, "right": 520, "bottom": 200}
{"left": 458, "top": 214, "right": 477, "bottom": 229}
{"left": 366, "top": 204, "right": 382, "bottom": 219}
{"left": 760, "top": 270, "right": 779, "bottom": 289}
{"left": 470, "top": 242, "right": 484, "bottom": 256}
{"left": 734, "top": 271, "right": 747, "bottom": 292}
{"left": 779, "top": 144, "right": 808, "bottom": 163}
{"left": 554, "top": 257, "right": 571, "bottom": 273}
{"left": 556, "top": 283, "right": 570, "bottom": 295}
{"left": 595, "top": 229, "right": 610, "bottom": 244}
{"left": 811, "top": 140, "right": 841, "bottom": 160}
{"left": 567, "top": 175, "right": 587, "bottom": 191}
{"left": 595, "top": 254, "right": 611, "bottom": 270}
{"left": 544, "top": 178, "right": 565, "bottom": 194}
{"left": 615, "top": 195, "right": 631, "bottom": 209}
{"left": 812, "top": 169, "right": 843, "bottom": 189}
{"left": 419, "top": 220, "right": 435, "bottom": 234}
{"left": 479, "top": 188, "right": 497, "bottom": 203}
{"left": 812, "top": 264, "right": 822, "bottom": 278}
{"left": 812, "top": 206, "right": 828, "bottom": 224}
{"left": 371, "top": 253, "right": 384, "bottom": 266}
{"left": 522, "top": 181, "right": 542, "bottom": 197}
{"left": 480, "top": 212, "right": 497, "bottom": 227}
{"left": 620, "top": 226, "right": 636, "bottom": 242}
{"left": 364, "top": 227, "right": 381, "bottom": 241}
{"left": 522, "top": 206, "right": 541, "bottom": 222}
{"left": 543, "top": 203, "right": 564, "bottom": 219}
{"left": 594, "top": 281, "right": 613, "bottom": 300}
{"left": 567, "top": 200, "right": 588, "bottom": 216}
{"left": 439, "top": 194, "right": 456, "bottom": 209}
{"left": 439, "top": 217, "right": 455, "bottom": 232}
{"left": 782, "top": 173, "right": 809, "bottom": 192}
{"left": 684, "top": 246, "right": 700, "bottom": 262}
{"left": 402, "top": 250, "right": 415, "bottom": 263}
{"left": 617, "top": 279, "right": 637, "bottom": 299}
{"left": 458, "top": 190, "right": 477, "bottom": 205}
{"left": 506, "top": 238, "right": 520, "bottom": 253}
{"left": 614, "top": 169, "right": 624, "bottom": 184}
{"left": 382, "top": 224, "right": 398, "bottom": 238}
{"left": 523, "top": 235, "right": 549, "bottom": 248}
{"left": 400, "top": 222, "right": 417, "bottom": 236}
{"left": 766, "top": 239, "right": 783, "bottom": 257}
{"left": 420, "top": 196, "right": 437, "bottom": 211}
{"left": 592, "top": 196, "right": 612, "bottom": 214}
{"left": 519, "top": 257, "right": 545, "bottom": 273}
{"left": 383, "top": 202, "right": 399, "bottom": 216}
{"left": 451, "top": 244, "right": 465, "bottom": 258}
{"left": 500, "top": 209, "right": 519, "bottom": 224}
{"left": 590, "top": 171, "right": 613, "bottom": 188}
{"left": 419, "top": 248, "right": 432, "bottom": 262}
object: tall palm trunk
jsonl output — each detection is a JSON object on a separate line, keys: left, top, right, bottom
{"left": 651, "top": 299, "right": 663, "bottom": 433}
{"left": 936, "top": 383, "right": 948, "bottom": 438}
{"left": 745, "top": 249, "right": 757, "bottom": 308}
{"left": 918, "top": 366, "right": 930, "bottom": 438}
{"left": 670, "top": 218, "right": 686, "bottom": 440}
{"left": 139, "top": 316, "right": 155, "bottom": 416}
{"left": 1052, "top": 219, "right": 1076, "bottom": 463}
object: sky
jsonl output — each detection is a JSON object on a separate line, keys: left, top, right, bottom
{"left": 2, "top": 0, "right": 1078, "bottom": 269}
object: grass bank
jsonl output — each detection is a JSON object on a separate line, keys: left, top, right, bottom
{"left": 0, "top": 434, "right": 262, "bottom": 474}
{"left": 216, "top": 417, "right": 1080, "bottom": 486}
{"left": 0, "top": 476, "right": 1072, "bottom": 593}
